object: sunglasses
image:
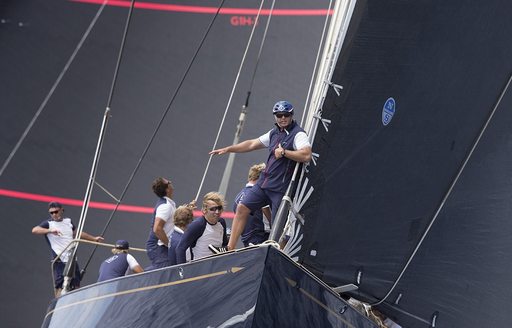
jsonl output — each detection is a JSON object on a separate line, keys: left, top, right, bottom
{"left": 275, "top": 113, "right": 291, "bottom": 118}
{"left": 49, "top": 210, "right": 60, "bottom": 215}
{"left": 208, "top": 205, "right": 223, "bottom": 212}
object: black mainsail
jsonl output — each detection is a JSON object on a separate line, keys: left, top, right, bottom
{"left": 292, "top": 1, "right": 512, "bottom": 327}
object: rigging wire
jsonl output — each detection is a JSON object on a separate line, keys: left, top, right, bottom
{"left": 195, "top": 0, "right": 274, "bottom": 202}
{"left": 245, "top": 0, "right": 275, "bottom": 100}
{"left": 371, "top": 72, "right": 512, "bottom": 306}
{"left": 80, "top": 0, "right": 229, "bottom": 277}
{"left": 0, "top": 0, "right": 110, "bottom": 178}
{"left": 217, "top": 0, "right": 276, "bottom": 196}
{"left": 70, "top": 0, "right": 139, "bottom": 285}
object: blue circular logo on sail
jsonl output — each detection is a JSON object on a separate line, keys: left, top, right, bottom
{"left": 382, "top": 97, "right": 396, "bottom": 126}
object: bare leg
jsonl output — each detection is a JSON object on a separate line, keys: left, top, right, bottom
{"left": 54, "top": 288, "right": 62, "bottom": 297}
{"left": 227, "top": 203, "right": 250, "bottom": 250}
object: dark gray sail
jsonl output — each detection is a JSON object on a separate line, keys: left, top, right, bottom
{"left": 295, "top": 1, "right": 512, "bottom": 327}
{"left": 1, "top": 0, "right": 331, "bottom": 326}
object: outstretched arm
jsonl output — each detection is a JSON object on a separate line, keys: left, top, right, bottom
{"left": 80, "top": 231, "right": 104, "bottom": 242}
{"left": 210, "top": 138, "right": 265, "bottom": 155}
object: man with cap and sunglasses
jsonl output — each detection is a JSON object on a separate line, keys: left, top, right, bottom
{"left": 209, "top": 101, "right": 311, "bottom": 252}
{"left": 32, "top": 201, "right": 104, "bottom": 297}
{"left": 98, "top": 240, "right": 144, "bottom": 282}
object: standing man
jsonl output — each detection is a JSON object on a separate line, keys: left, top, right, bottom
{"left": 32, "top": 201, "right": 104, "bottom": 297}
{"left": 98, "top": 240, "right": 143, "bottom": 282}
{"left": 176, "top": 192, "right": 228, "bottom": 264}
{"left": 209, "top": 101, "right": 312, "bottom": 251}
{"left": 146, "top": 177, "right": 176, "bottom": 269}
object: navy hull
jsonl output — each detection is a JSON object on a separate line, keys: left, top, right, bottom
{"left": 42, "top": 246, "right": 377, "bottom": 328}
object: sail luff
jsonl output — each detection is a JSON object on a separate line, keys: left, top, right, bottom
{"left": 304, "top": 0, "right": 357, "bottom": 133}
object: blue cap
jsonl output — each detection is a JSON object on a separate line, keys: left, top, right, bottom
{"left": 272, "top": 101, "right": 294, "bottom": 114}
{"left": 115, "top": 240, "right": 129, "bottom": 249}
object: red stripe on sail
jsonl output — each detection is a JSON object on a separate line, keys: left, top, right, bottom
{"left": 0, "top": 188, "right": 235, "bottom": 218}
{"left": 70, "top": 0, "right": 333, "bottom": 16}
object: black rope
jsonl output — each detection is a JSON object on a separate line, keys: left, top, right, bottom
{"left": 244, "top": 0, "right": 276, "bottom": 108}
{"left": 241, "top": 0, "right": 275, "bottom": 110}
{"left": 81, "top": 0, "right": 228, "bottom": 278}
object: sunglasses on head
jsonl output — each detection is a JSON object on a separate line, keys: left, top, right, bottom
{"left": 275, "top": 113, "right": 291, "bottom": 118}
{"left": 208, "top": 205, "right": 223, "bottom": 212}
{"left": 49, "top": 210, "right": 60, "bottom": 215}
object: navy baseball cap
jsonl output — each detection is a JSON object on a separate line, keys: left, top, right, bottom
{"left": 115, "top": 240, "right": 129, "bottom": 250}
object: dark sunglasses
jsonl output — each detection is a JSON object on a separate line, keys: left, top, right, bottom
{"left": 49, "top": 210, "right": 60, "bottom": 214}
{"left": 208, "top": 205, "right": 223, "bottom": 212}
{"left": 275, "top": 113, "right": 291, "bottom": 118}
